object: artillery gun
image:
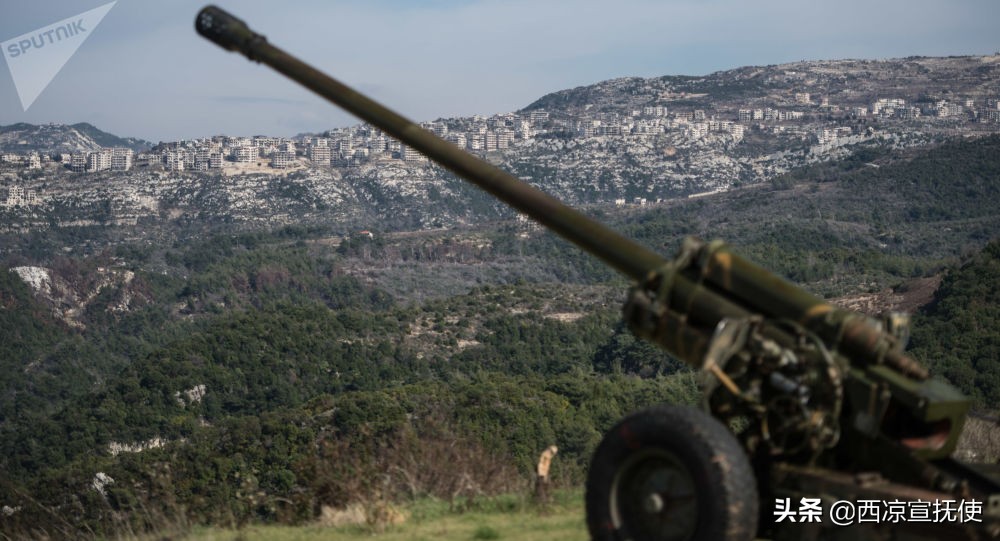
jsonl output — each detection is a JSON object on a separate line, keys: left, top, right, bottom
{"left": 196, "top": 7, "right": 1000, "bottom": 539}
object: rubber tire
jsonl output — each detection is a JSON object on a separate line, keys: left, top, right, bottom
{"left": 586, "top": 404, "right": 759, "bottom": 541}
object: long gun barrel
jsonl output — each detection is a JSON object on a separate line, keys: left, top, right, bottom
{"left": 194, "top": 5, "right": 929, "bottom": 380}
{"left": 195, "top": 6, "right": 666, "bottom": 282}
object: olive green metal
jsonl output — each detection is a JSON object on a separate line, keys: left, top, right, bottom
{"left": 863, "top": 365, "right": 969, "bottom": 460}
{"left": 696, "top": 241, "right": 929, "bottom": 379}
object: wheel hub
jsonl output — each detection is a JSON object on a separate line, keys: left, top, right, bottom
{"left": 611, "top": 449, "right": 698, "bottom": 540}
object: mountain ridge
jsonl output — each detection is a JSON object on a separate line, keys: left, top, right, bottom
{"left": 4, "top": 55, "right": 997, "bottom": 152}
{"left": 1, "top": 54, "right": 998, "bottom": 252}
{"left": 522, "top": 54, "right": 1000, "bottom": 114}
{"left": 0, "top": 122, "right": 151, "bottom": 154}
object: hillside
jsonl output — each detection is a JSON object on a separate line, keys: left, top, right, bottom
{"left": 0, "top": 122, "right": 151, "bottom": 154}
{"left": 525, "top": 56, "right": 1000, "bottom": 116}
{"left": 909, "top": 241, "right": 1000, "bottom": 404}
{"left": 1, "top": 132, "right": 999, "bottom": 537}
{"left": 3, "top": 55, "right": 999, "bottom": 244}
{"left": 1, "top": 53, "right": 1000, "bottom": 537}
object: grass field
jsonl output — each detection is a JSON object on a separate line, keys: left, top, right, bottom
{"left": 173, "top": 491, "right": 587, "bottom": 541}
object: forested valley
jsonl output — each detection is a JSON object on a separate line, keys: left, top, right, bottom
{"left": 2, "top": 136, "right": 999, "bottom": 537}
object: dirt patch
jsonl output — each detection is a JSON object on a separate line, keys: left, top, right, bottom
{"left": 955, "top": 415, "right": 1000, "bottom": 463}
{"left": 318, "top": 502, "right": 406, "bottom": 529}
{"left": 544, "top": 312, "right": 586, "bottom": 322}
{"left": 832, "top": 274, "right": 942, "bottom": 316}
{"left": 893, "top": 275, "right": 943, "bottom": 314}
{"left": 221, "top": 159, "right": 307, "bottom": 177}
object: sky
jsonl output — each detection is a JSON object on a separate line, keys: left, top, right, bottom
{"left": 0, "top": 0, "right": 998, "bottom": 142}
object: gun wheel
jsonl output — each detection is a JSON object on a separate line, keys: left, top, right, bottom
{"left": 586, "top": 405, "right": 758, "bottom": 541}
